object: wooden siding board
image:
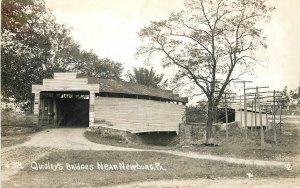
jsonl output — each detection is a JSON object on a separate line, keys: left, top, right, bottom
{"left": 94, "top": 97, "right": 185, "bottom": 132}
{"left": 33, "top": 93, "right": 40, "bottom": 115}
{"left": 54, "top": 72, "right": 77, "bottom": 79}
{"left": 32, "top": 85, "right": 99, "bottom": 93}
{"left": 43, "top": 78, "right": 88, "bottom": 84}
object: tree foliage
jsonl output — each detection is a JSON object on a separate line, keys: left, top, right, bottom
{"left": 1, "top": 0, "right": 55, "bottom": 104}
{"left": 290, "top": 86, "right": 300, "bottom": 104}
{"left": 126, "top": 67, "right": 167, "bottom": 88}
{"left": 284, "top": 86, "right": 300, "bottom": 106}
{"left": 137, "top": 0, "right": 274, "bottom": 142}
{"left": 186, "top": 101, "right": 208, "bottom": 123}
{"left": 1, "top": 0, "right": 124, "bottom": 106}
{"left": 76, "top": 52, "right": 123, "bottom": 80}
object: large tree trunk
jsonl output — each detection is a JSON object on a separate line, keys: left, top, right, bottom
{"left": 206, "top": 101, "right": 214, "bottom": 143}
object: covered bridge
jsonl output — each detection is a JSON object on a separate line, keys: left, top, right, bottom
{"left": 235, "top": 108, "right": 270, "bottom": 129}
{"left": 32, "top": 72, "right": 187, "bottom": 133}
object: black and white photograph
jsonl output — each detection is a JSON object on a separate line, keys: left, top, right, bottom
{"left": 1, "top": 0, "right": 300, "bottom": 187}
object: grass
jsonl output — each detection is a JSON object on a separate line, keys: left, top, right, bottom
{"left": 85, "top": 122, "right": 300, "bottom": 161}
{"left": 1, "top": 134, "right": 33, "bottom": 148}
{"left": 179, "top": 123, "right": 300, "bottom": 161}
{"left": 1, "top": 109, "right": 39, "bottom": 147}
{"left": 1, "top": 126, "right": 42, "bottom": 148}
{"left": 84, "top": 131, "right": 178, "bottom": 150}
{"left": 3, "top": 150, "right": 296, "bottom": 188}
{"left": 1, "top": 110, "right": 35, "bottom": 126}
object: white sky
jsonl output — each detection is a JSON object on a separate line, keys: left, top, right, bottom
{"left": 45, "top": 0, "right": 300, "bottom": 93}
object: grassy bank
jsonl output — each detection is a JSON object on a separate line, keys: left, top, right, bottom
{"left": 85, "top": 122, "right": 300, "bottom": 161}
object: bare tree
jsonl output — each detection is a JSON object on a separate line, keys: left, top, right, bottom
{"left": 136, "top": 0, "right": 274, "bottom": 143}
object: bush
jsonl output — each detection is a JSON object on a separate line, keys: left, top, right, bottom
{"left": 186, "top": 104, "right": 207, "bottom": 123}
{"left": 1, "top": 109, "right": 35, "bottom": 126}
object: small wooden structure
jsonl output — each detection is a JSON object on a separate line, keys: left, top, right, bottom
{"left": 32, "top": 72, "right": 187, "bottom": 133}
{"left": 235, "top": 108, "right": 270, "bottom": 129}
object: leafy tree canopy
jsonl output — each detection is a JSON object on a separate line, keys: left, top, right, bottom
{"left": 1, "top": 0, "right": 55, "bottom": 104}
{"left": 76, "top": 51, "right": 123, "bottom": 80}
{"left": 1, "top": 0, "right": 124, "bottom": 106}
{"left": 126, "top": 67, "right": 168, "bottom": 88}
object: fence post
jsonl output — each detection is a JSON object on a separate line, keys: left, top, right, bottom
{"left": 273, "top": 90, "right": 277, "bottom": 144}
{"left": 256, "top": 87, "right": 265, "bottom": 146}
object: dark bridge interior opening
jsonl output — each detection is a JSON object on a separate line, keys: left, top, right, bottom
{"left": 39, "top": 91, "right": 90, "bottom": 127}
{"left": 217, "top": 108, "right": 235, "bottom": 123}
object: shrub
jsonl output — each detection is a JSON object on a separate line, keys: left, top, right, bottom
{"left": 1, "top": 109, "right": 35, "bottom": 126}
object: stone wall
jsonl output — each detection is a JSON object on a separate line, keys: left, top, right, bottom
{"left": 87, "top": 125, "right": 135, "bottom": 141}
{"left": 179, "top": 123, "right": 206, "bottom": 144}
{"left": 87, "top": 125, "right": 179, "bottom": 146}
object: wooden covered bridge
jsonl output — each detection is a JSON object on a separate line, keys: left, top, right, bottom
{"left": 32, "top": 72, "right": 187, "bottom": 134}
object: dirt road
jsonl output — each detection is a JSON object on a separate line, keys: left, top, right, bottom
{"left": 20, "top": 128, "right": 292, "bottom": 167}
{"left": 21, "top": 128, "right": 137, "bottom": 151}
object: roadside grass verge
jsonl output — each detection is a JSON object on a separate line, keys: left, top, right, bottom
{"left": 1, "top": 133, "right": 33, "bottom": 148}
{"left": 1, "top": 109, "right": 41, "bottom": 148}
{"left": 3, "top": 150, "right": 296, "bottom": 188}
{"left": 188, "top": 122, "right": 300, "bottom": 161}
{"left": 180, "top": 122, "right": 300, "bottom": 161}
{"left": 1, "top": 126, "right": 42, "bottom": 148}
{"left": 85, "top": 122, "right": 300, "bottom": 161}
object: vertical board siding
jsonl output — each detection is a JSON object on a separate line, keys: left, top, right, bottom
{"left": 94, "top": 97, "right": 185, "bottom": 132}
{"left": 89, "top": 93, "right": 95, "bottom": 126}
{"left": 33, "top": 93, "right": 40, "bottom": 124}
{"left": 33, "top": 93, "right": 40, "bottom": 115}
{"left": 235, "top": 111, "right": 268, "bottom": 128}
